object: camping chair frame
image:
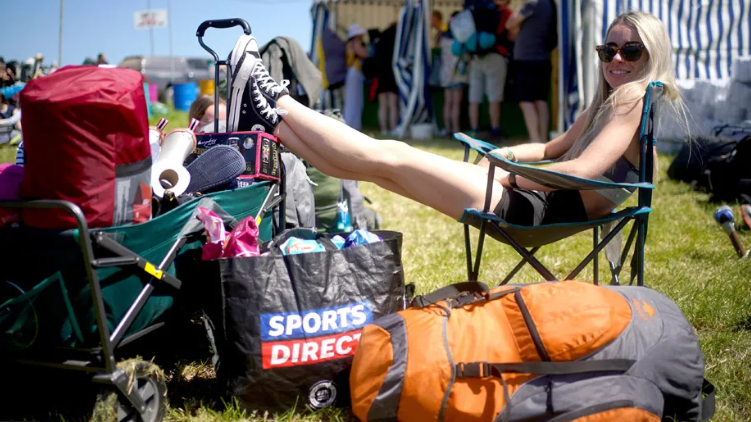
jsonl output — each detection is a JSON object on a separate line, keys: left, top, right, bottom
{"left": 457, "top": 82, "right": 662, "bottom": 287}
{"left": 0, "top": 183, "right": 285, "bottom": 420}
{"left": 0, "top": 199, "right": 181, "bottom": 419}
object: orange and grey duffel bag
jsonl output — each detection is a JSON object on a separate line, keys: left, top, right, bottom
{"left": 350, "top": 280, "right": 715, "bottom": 422}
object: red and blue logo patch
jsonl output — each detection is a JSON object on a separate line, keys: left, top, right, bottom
{"left": 260, "top": 302, "right": 373, "bottom": 369}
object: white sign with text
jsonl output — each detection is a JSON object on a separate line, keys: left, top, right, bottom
{"left": 134, "top": 9, "right": 168, "bottom": 29}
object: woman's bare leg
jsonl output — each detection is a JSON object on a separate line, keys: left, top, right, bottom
{"left": 451, "top": 88, "right": 463, "bottom": 134}
{"left": 388, "top": 92, "right": 399, "bottom": 131}
{"left": 443, "top": 88, "right": 453, "bottom": 133}
{"left": 277, "top": 121, "right": 418, "bottom": 202}
{"left": 275, "top": 95, "right": 503, "bottom": 220}
{"left": 378, "top": 92, "right": 388, "bottom": 133}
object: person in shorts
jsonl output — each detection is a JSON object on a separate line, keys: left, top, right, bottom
{"left": 506, "top": 0, "right": 556, "bottom": 142}
{"left": 468, "top": 0, "right": 513, "bottom": 140}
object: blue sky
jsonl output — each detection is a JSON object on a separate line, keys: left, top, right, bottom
{"left": 4, "top": 0, "right": 314, "bottom": 66}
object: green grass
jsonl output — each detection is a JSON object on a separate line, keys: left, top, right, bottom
{"left": 165, "top": 139, "right": 751, "bottom": 421}
{"left": 150, "top": 109, "right": 190, "bottom": 128}
{"left": 0, "top": 144, "right": 17, "bottom": 164}
{"left": 3, "top": 127, "right": 750, "bottom": 421}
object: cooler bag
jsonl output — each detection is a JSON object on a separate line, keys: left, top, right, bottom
{"left": 19, "top": 65, "right": 152, "bottom": 229}
{"left": 207, "top": 228, "right": 406, "bottom": 411}
{"left": 192, "top": 131, "right": 282, "bottom": 188}
{"left": 350, "top": 280, "right": 715, "bottom": 422}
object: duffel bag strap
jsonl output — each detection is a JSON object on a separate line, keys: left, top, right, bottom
{"left": 701, "top": 378, "right": 716, "bottom": 421}
{"left": 412, "top": 282, "right": 492, "bottom": 309}
{"left": 455, "top": 359, "right": 636, "bottom": 378}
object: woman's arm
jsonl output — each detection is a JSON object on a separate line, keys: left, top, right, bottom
{"left": 544, "top": 99, "right": 642, "bottom": 179}
{"left": 479, "top": 107, "right": 590, "bottom": 166}
{"left": 498, "top": 101, "right": 642, "bottom": 191}
{"left": 0, "top": 108, "right": 21, "bottom": 127}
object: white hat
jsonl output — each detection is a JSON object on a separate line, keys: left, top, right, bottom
{"left": 347, "top": 23, "right": 367, "bottom": 40}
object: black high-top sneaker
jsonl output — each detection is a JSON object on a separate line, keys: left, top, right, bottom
{"left": 236, "top": 48, "right": 290, "bottom": 133}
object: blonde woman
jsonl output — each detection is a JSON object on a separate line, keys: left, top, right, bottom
{"left": 231, "top": 11, "right": 682, "bottom": 227}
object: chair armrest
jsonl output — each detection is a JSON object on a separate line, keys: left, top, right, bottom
{"left": 485, "top": 151, "right": 654, "bottom": 191}
{"left": 454, "top": 132, "right": 498, "bottom": 156}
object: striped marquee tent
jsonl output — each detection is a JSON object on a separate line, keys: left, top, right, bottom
{"left": 393, "top": 0, "right": 433, "bottom": 138}
{"left": 560, "top": 0, "right": 751, "bottom": 129}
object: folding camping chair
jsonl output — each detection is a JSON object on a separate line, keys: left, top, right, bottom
{"left": 456, "top": 81, "right": 663, "bottom": 287}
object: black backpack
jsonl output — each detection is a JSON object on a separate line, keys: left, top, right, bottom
{"left": 667, "top": 135, "right": 738, "bottom": 187}
{"left": 669, "top": 135, "right": 751, "bottom": 202}
{"left": 704, "top": 136, "right": 751, "bottom": 202}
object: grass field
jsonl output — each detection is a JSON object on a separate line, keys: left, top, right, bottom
{"left": 2, "top": 125, "right": 750, "bottom": 421}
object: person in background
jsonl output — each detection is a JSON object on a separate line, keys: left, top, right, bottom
{"left": 32, "top": 54, "right": 45, "bottom": 79}
{"left": 431, "top": 10, "right": 447, "bottom": 47}
{"left": 0, "top": 92, "right": 22, "bottom": 146}
{"left": 506, "top": 0, "right": 557, "bottom": 142}
{"left": 440, "top": 11, "right": 469, "bottom": 137}
{"left": 2, "top": 61, "right": 17, "bottom": 87}
{"left": 467, "top": 0, "right": 513, "bottom": 141}
{"left": 97, "top": 53, "right": 108, "bottom": 65}
{"left": 343, "top": 23, "right": 369, "bottom": 131}
{"left": 189, "top": 95, "right": 227, "bottom": 130}
{"left": 373, "top": 23, "right": 399, "bottom": 136}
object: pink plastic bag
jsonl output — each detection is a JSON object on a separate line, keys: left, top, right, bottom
{"left": 195, "top": 207, "right": 260, "bottom": 260}
{"left": 196, "top": 207, "right": 227, "bottom": 261}
{"left": 223, "top": 216, "right": 260, "bottom": 258}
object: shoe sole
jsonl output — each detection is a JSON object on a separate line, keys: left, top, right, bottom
{"left": 227, "top": 35, "right": 257, "bottom": 132}
{"left": 185, "top": 145, "right": 246, "bottom": 194}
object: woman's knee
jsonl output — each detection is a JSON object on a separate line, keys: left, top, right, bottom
{"left": 379, "top": 139, "right": 412, "bottom": 167}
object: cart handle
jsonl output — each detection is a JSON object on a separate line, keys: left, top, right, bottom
{"left": 196, "top": 19, "right": 252, "bottom": 61}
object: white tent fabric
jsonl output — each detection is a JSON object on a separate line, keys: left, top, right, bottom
{"left": 393, "top": 0, "right": 433, "bottom": 138}
{"left": 560, "top": 0, "right": 751, "bottom": 130}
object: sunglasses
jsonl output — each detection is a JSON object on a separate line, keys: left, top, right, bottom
{"left": 595, "top": 42, "right": 646, "bottom": 63}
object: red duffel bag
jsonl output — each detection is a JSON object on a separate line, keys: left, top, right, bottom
{"left": 20, "top": 65, "right": 152, "bottom": 229}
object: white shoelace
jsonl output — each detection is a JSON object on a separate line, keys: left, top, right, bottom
{"left": 251, "top": 64, "right": 289, "bottom": 123}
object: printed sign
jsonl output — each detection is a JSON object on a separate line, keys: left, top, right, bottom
{"left": 260, "top": 301, "right": 373, "bottom": 369}
{"left": 134, "top": 9, "right": 168, "bottom": 29}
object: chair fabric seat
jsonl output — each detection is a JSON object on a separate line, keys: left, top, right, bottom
{"left": 460, "top": 206, "right": 652, "bottom": 248}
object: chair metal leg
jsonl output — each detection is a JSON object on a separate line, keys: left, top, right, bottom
{"left": 499, "top": 247, "right": 541, "bottom": 286}
{"left": 472, "top": 219, "right": 489, "bottom": 281}
{"left": 593, "top": 227, "right": 599, "bottom": 285}
{"left": 464, "top": 224, "right": 475, "bottom": 281}
{"left": 636, "top": 216, "right": 646, "bottom": 286}
{"left": 493, "top": 228, "right": 557, "bottom": 281}
{"left": 566, "top": 217, "right": 631, "bottom": 280}
{"left": 611, "top": 222, "right": 638, "bottom": 283}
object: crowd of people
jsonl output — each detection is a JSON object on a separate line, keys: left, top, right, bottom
{"left": 331, "top": 0, "right": 557, "bottom": 143}
{"left": 432, "top": 0, "right": 557, "bottom": 142}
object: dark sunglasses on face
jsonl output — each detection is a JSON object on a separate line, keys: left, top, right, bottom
{"left": 595, "top": 42, "right": 645, "bottom": 63}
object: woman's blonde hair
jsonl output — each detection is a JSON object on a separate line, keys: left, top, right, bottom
{"left": 564, "top": 11, "right": 685, "bottom": 160}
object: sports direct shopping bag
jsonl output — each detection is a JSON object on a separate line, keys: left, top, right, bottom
{"left": 207, "top": 228, "right": 406, "bottom": 411}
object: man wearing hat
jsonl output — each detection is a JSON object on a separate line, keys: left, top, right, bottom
{"left": 344, "top": 23, "right": 369, "bottom": 130}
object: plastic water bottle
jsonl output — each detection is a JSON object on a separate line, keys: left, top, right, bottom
{"left": 336, "top": 200, "right": 353, "bottom": 232}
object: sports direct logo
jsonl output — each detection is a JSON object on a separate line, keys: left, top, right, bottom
{"left": 261, "top": 302, "right": 373, "bottom": 369}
